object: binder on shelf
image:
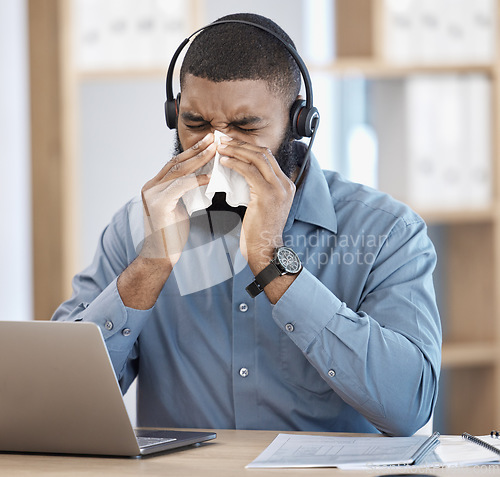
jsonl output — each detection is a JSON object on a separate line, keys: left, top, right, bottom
{"left": 432, "top": 75, "right": 464, "bottom": 208}
{"left": 372, "top": 74, "right": 492, "bottom": 211}
{"left": 371, "top": 78, "right": 410, "bottom": 201}
{"left": 415, "top": 0, "right": 444, "bottom": 64}
{"left": 383, "top": 0, "right": 418, "bottom": 64}
{"left": 103, "top": 0, "right": 130, "bottom": 68}
{"left": 440, "top": 0, "right": 469, "bottom": 64}
{"left": 372, "top": 76, "right": 444, "bottom": 209}
{"left": 74, "top": 0, "right": 104, "bottom": 70}
{"left": 152, "top": 0, "right": 188, "bottom": 68}
{"left": 382, "top": 0, "right": 496, "bottom": 64}
{"left": 128, "top": 0, "right": 155, "bottom": 68}
{"left": 73, "top": 0, "right": 189, "bottom": 71}
{"left": 463, "top": 0, "right": 496, "bottom": 63}
{"left": 463, "top": 74, "right": 492, "bottom": 208}
{"left": 405, "top": 75, "right": 444, "bottom": 209}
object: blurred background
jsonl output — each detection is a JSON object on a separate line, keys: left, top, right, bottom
{"left": 1, "top": 0, "right": 499, "bottom": 435}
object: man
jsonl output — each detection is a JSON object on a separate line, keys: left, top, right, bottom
{"left": 53, "top": 13, "right": 441, "bottom": 436}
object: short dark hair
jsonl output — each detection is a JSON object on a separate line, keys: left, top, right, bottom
{"left": 180, "top": 13, "right": 301, "bottom": 108}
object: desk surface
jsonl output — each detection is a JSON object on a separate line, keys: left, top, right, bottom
{"left": 0, "top": 429, "right": 495, "bottom": 476}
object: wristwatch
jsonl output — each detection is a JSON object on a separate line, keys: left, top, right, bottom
{"left": 246, "top": 246, "right": 302, "bottom": 298}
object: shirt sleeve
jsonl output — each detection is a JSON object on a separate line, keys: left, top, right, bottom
{"left": 272, "top": 218, "right": 442, "bottom": 436}
{"left": 51, "top": 202, "right": 152, "bottom": 392}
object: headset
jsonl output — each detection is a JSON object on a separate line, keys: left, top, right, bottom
{"left": 164, "top": 19, "right": 320, "bottom": 185}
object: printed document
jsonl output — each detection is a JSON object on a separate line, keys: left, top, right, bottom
{"left": 246, "top": 433, "right": 437, "bottom": 469}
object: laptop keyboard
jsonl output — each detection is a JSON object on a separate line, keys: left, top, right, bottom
{"left": 137, "top": 436, "right": 177, "bottom": 448}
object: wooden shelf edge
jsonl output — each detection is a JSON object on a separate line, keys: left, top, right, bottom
{"left": 309, "top": 60, "right": 496, "bottom": 77}
{"left": 442, "top": 342, "right": 498, "bottom": 368}
{"left": 76, "top": 62, "right": 495, "bottom": 81}
{"left": 78, "top": 68, "right": 168, "bottom": 81}
{"left": 417, "top": 207, "right": 497, "bottom": 225}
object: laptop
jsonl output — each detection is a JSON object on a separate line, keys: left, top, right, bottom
{"left": 0, "top": 320, "right": 216, "bottom": 457}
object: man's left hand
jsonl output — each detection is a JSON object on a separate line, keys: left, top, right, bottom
{"left": 217, "top": 137, "right": 296, "bottom": 279}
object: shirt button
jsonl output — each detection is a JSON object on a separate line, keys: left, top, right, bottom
{"left": 239, "top": 367, "right": 249, "bottom": 378}
{"left": 122, "top": 328, "right": 131, "bottom": 337}
{"left": 285, "top": 323, "right": 295, "bottom": 332}
{"left": 239, "top": 303, "right": 249, "bottom": 313}
{"left": 104, "top": 320, "right": 113, "bottom": 331}
{"left": 328, "top": 369, "right": 336, "bottom": 378}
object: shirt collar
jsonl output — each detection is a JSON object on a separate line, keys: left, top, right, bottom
{"left": 284, "top": 146, "right": 338, "bottom": 234}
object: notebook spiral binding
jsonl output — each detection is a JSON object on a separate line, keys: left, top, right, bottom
{"left": 462, "top": 432, "right": 500, "bottom": 456}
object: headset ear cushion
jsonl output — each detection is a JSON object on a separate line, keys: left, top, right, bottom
{"left": 291, "top": 99, "right": 319, "bottom": 139}
{"left": 165, "top": 93, "right": 181, "bottom": 129}
{"left": 290, "top": 99, "right": 306, "bottom": 140}
{"left": 299, "top": 105, "right": 319, "bottom": 138}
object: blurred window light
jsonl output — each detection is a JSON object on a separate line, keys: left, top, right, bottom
{"left": 303, "top": 0, "right": 334, "bottom": 63}
{"left": 347, "top": 124, "right": 378, "bottom": 188}
{"left": 309, "top": 73, "right": 341, "bottom": 172}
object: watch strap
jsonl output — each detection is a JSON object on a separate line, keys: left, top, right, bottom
{"left": 245, "top": 262, "right": 282, "bottom": 298}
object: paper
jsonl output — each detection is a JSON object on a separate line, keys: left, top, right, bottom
{"left": 246, "top": 433, "right": 436, "bottom": 469}
{"left": 182, "top": 130, "right": 250, "bottom": 215}
{"left": 434, "top": 435, "right": 500, "bottom": 466}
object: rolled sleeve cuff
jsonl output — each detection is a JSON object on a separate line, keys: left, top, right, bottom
{"left": 272, "top": 267, "right": 343, "bottom": 352}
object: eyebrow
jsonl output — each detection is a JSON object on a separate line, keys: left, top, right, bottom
{"left": 231, "top": 116, "right": 263, "bottom": 127}
{"left": 180, "top": 111, "right": 264, "bottom": 127}
{"left": 181, "top": 112, "right": 207, "bottom": 123}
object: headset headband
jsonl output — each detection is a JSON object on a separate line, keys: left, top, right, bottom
{"left": 165, "top": 20, "right": 314, "bottom": 111}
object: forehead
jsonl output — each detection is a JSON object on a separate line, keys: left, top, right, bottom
{"left": 180, "top": 74, "right": 286, "bottom": 119}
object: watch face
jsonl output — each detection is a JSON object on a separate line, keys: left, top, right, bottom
{"left": 276, "top": 247, "right": 302, "bottom": 274}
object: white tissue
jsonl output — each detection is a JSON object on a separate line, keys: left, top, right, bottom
{"left": 182, "top": 130, "right": 250, "bottom": 215}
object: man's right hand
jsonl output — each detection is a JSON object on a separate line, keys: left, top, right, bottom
{"left": 140, "top": 133, "right": 216, "bottom": 267}
{"left": 117, "top": 133, "right": 216, "bottom": 310}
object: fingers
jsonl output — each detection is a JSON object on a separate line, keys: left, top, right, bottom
{"left": 217, "top": 138, "right": 289, "bottom": 188}
{"left": 144, "top": 173, "right": 210, "bottom": 213}
{"left": 143, "top": 173, "right": 210, "bottom": 232}
{"left": 165, "top": 173, "right": 211, "bottom": 203}
{"left": 139, "top": 137, "right": 214, "bottom": 266}
{"left": 153, "top": 133, "right": 216, "bottom": 184}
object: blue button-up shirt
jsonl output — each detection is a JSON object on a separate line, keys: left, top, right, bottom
{"left": 52, "top": 153, "right": 441, "bottom": 436}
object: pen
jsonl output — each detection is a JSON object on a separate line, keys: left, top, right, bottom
{"left": 462, "top": 432, "right": 500, "bottom": 456}
{"left": 412, "top": 431, "right": 440, "bottom": 465}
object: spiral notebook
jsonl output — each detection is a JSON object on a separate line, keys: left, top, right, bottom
{"left": 434, "top": 432, "right": 500, "bottom": 467}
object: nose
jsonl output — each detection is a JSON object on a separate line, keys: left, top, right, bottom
{"left": 210, "top": 124, "right": 229, "bottom": 135}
